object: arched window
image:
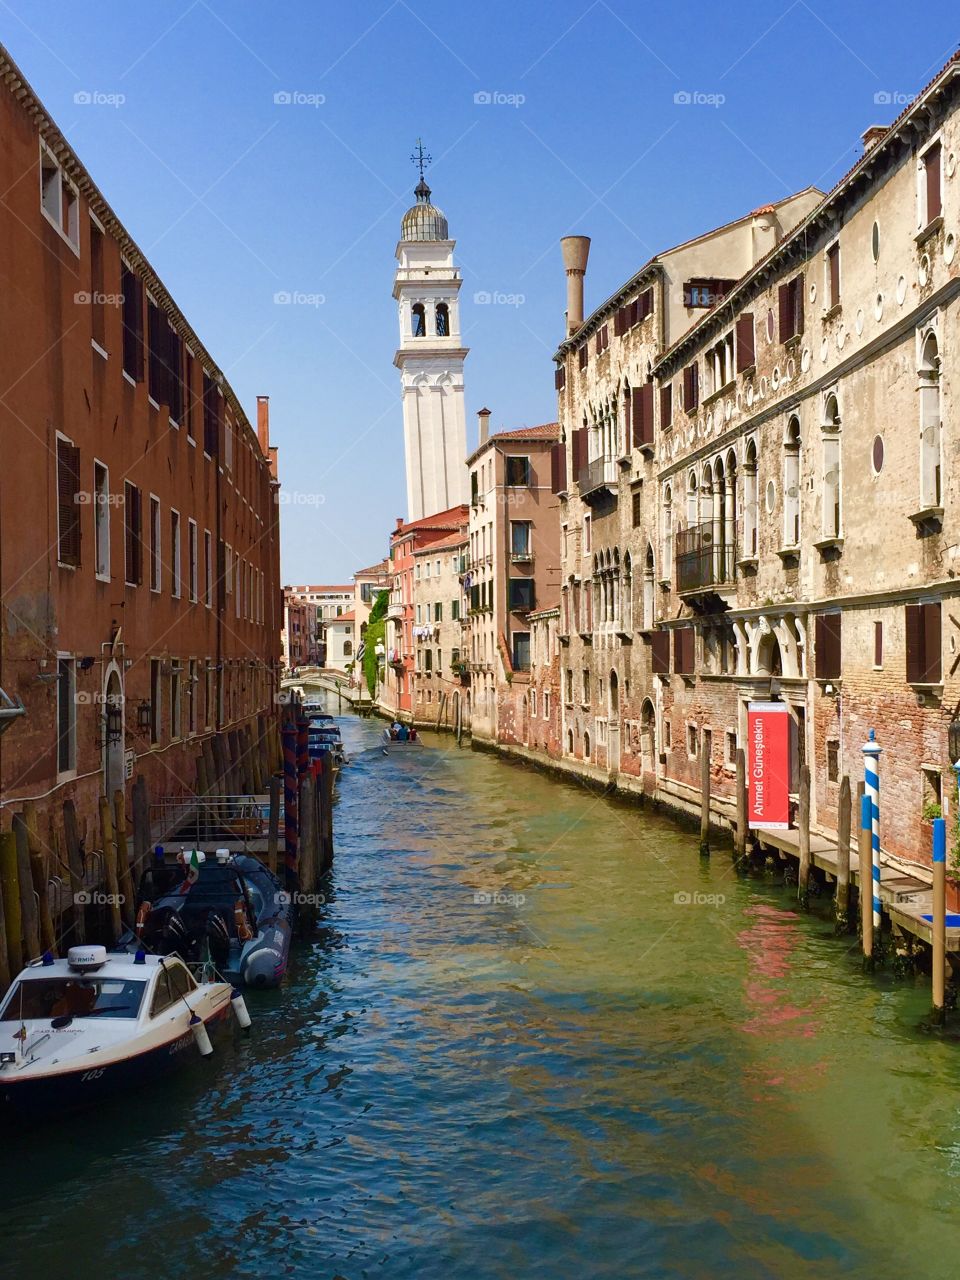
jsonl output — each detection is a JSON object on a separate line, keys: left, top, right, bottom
{"left": 584, "top": 731, "right": 591, "bottom": 759}
{"left": 919, "top": 331, "right": 941, "bottom": 509}
{"left": 566, "top": 728, "right": 574, "bottom": 755}
{"left": 436, "top": 302, "right": 449, "bottom": 337}
{"left": 662, "top": 485, "right": 673, "bottom": 579}
{"left": 643, "top": 544, "right": 655, "bottom": 630}
{"left": 623, "top": 552, "right": 633, "bottom": 630}
{"left": 412, "top": 303, "right": 426, "bottom": 337}
{"left": 686, "top": 471, "right": 699, "bottom": 526}
{"left": 743, "top": 439, "right": 758, "bottom": 558}
{"left": 609, "top": 670, "right": 619, "bottom": 714}
{"left": 343, "top": 640, "right": 353, "bottom": 656}
{"left": 821, "top": 393, "right": 842, "bottom": 539}
{"left": 783, "top": 415, "right": 801, "bottom": 547}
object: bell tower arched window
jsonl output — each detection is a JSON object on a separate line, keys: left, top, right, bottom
{"left": 436, "top": 302, "right": 449, "bottom": 337}
{"left": 412, "top": 303, "right": 426, "bottom": 337}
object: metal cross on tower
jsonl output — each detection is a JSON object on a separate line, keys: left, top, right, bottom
{"left": 410, "top": 138, "right": 431, "bottom": 181}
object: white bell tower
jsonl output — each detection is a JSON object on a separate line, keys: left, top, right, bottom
{"left": 393, "top": 146, "right": 469, "bottom": 522}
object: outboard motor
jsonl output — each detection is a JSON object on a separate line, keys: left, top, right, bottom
{"left": 141, "top": 907, "right": 189, "bottom": 957}
{"left": 205, "top": 910, "right": 232, "bottom": 971}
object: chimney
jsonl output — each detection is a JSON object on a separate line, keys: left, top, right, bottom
{"left": 256, "top": 394, "right": 270, "bottom": 456}
{"left": 862, "top": 124, "right": 887, "bottom": 152}
{"left": 268, "top": 445, "right": 278, "bottom": 481}
{"left": 396, "top": 516, "right": 404, "bottom": 530}
{"left": 477, "top": 406, "right": 491, "bottom": 446}
{"left": 560, "top": 235, "right": 591, "bottom": 336}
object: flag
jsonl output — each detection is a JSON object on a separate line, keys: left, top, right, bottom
{"left": 179, "top": 848, "right": 202, "bottom": 893}
{"left": 356, "top": 640, "right": 366, "bottom": 662}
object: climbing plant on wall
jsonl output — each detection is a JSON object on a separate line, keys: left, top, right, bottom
{"left": 362, "top": 589, "right": 390, "bottom": 698}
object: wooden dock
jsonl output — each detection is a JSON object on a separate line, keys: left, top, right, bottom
{"left": 754, "top": 825, "right": 960, "bottom": 949}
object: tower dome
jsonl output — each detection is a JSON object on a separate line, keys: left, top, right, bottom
{"left": 401, "top": 177, "right": 449, "bottom": 242}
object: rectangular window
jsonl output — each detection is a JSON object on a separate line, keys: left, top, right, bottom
{"left": 90, "top": 221, "right": 105, "bottom": 349}
{"left": 687, "top": 723, "right": 699, "bottom": 759}
{"left": 452, "top": 599, "right": 460, "bottom": 621}
{"left": 582, "top": 668, "right": 590, "bottom": 703}
{"left": 905, "top": 601, "right": 942, "bottom": 684}
{"left": 205, "top": 666, "right": 214, "bottom": 730}
{"left": 564, "top": 669, "right": 573, "bottom": 704}
{"left": 735, "top": 313, "right": 755, "bottom": 372}
{"left": 187, "top": 659, "right": 197, "bottom": 735}
{"left": 922, "top": 140, "right": 942, "bottom": 226}
{"left": 148, "top": 496, "right": 161, "bottom": 592}
{"left": 150, "top": 658, "right": 162, "bottom": 744}
{"left": 725, "top": 730, "right": 737, "bottom": 767}
{"left": 826, "top": 739, "right": 840, "bottom": 784}
{"left": 664, "top": 720, "right": 672, "bottom": 750}
{"left": 543, "top": 690, "right": 550, "bottom": 720}
{"left": 121, "top": 265, "right": 144, "bottom": 381}
{"left": 40, "top": 145, "right": 79, "bottom": 248}
{"left": 814, "top": 612, "right": 842, "bottom": 680}
{"left": 583, "top": 514, "right": 591, "bottom": 553}
{"left": 188, "top": 519, "right": 198, "bottom": 602}
{"left": 94, "top": 460, "right": 110, "bottom": 579}
{"left": 778, "top": 274, "right": 804, "bottom": 342}
{"left": 632, "top": 489, "right": 643, "bottom": 528}
{"left": 651, "top": 630, "right": 670, "bottom": 675}
{"left": 147, "top": 299, "right": 163, "bottom": 404}
{"left": 874, "top": 620, "right": 883, "bottom": 669}
{"left": 203, "top": 373, "right": 221, "bottom": 456}
{"left": 683, "top": 361, "right": 699, "bottom": 413}
{"left": 578, "top": 344, "right": 588, "bottom": 371}
{"left": 170, "top": 664, "right": 182, "bottom": 741}
{"left": 826, "top": 242, "right": 841, "bottom": 308}
{"left": 124, "top": 482, "right": 142, "bottom": 586}
{"left": 511, "top": 521, "right": 532, "bottom": 557}
{"left": 184, "top": 351, "right": 196, "bottom": 440}
{"left": 530, "top": 688, "right": 538, "bottom": 718}
{"left": 56, "top": 436, "right": 81, "bottom": 567}
{"left": 513, "top": 632, "right": 531, "bottom": 672}
{"left": 56, "top": 657, "right": 77, "bottom": 774}
{"left": 508, "top": 578, "right": 535, "bottom": 613}
{"left": 434, "top": 602, "right": 442, "bottom": 622}
{"left": 170, "top": 510, "right": 181, "bottom": 598}
{"left": 506, "top": 455, "right": 531, "bottom": 487}
{"left": 204, "top": 530, "right": 212, "bottom": 606}
{"left": 922, "top": 767, "right": 942, "bottom": 818}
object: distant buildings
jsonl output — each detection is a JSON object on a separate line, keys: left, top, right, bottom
{"left": 0, "top": 43, "right": 281, "bottom": 848}
{"left": 281, "top": 585, "right": 352, "bottom": 671}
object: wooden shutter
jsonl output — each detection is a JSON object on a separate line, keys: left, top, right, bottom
{"left": 613, "top": 307, "right": 624, "bottom": 337}
{"left": 792, "top": 274, "right": 804, "bottom": 337}
{"left": 683, "top": 362, "right": 699, "bottom": 412}
{"left": 674, "top": 626, "right": 695, "bottom": 675}
{"left": 633, "top": 384, "right": 654, "bottom": 448}
{"left": 735, "top": 313, "right": 755, "bottom": 371}
{"left": 827, "top": 245, "right": 840, "bottom": 306}
{"left": 554, "top": 365, "right": 566, "bottom": 391}
{"left": 624, "top": 387, "right": 632, "bottom": 442}
{"left": 925, "top": 142, "right": 942, "bottom": 222}
{"left": 778, "top": 282, "right": 792, "bottom": 342}
{"left": 651, "top": 630, "right": 670, "bottom": 674}
{"left": 874, "top": 620, "right": 883, "bottom": 669}
{"left": 578, "top": 345, "right": 588, "bottom": 371}
{"left": 923, "top": 602, "right": 942, "bottom": 682}
{"left": 124, "top": 482, "right": 142, "bottom": 585}
{"left": 121, "top": 268, "right": 144, "bottom": 381}
{"left": 905, "top": 604, "right": 924, "bottom": 684}
{"left": 814, "top": 612, "right": 841, "bottom": 679}
{"left": 572, "top": 427, "right": 588, "bottom": 477}
{"left": 550, "top": 441, "right": 567, "bottom": 494}
{"left": 595, "top": 330, "right": 603, "bottom": 355}
{"left": 56, "top": 438, "right": 81, "bottom": 566}
{"left": 660, "top": 383, "right": 672, "bottom": 429}
{"left": 639, "top": 288, "right": 653, "bottom": 320}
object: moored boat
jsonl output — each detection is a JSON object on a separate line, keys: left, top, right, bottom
{"left": 381, "top": 725, "right": 424, "bottom": 753}
{"left": 119, "top": 851, "right": 293, "bottom": 989}
{"left": 0, "top": 946, "right": 244, "bottom": 1122}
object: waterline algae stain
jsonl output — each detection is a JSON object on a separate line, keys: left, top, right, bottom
{"left": 2, "top": 709, "right": 958, "bottom": 1279}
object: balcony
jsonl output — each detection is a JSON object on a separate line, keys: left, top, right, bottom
{"left": 510, "top": 549, "right": 534, "bottom": 565}
{"left": 577, "top": 455, "right": 618, "bottom": 505}
{"left": 386, "top": 600, "right": 404, "bottom": 621}
{"left": 676, "top": 526, "right": 736, "bottom": 598}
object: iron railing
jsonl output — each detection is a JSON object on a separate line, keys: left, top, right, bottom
{"left": 676, "top": 526, "right": 736, "bottom": 592}
{"left": 578, "top": 455, "right": 617, "bottom": 498}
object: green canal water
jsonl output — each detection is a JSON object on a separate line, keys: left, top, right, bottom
{"left": 2, "top": 705, "right": 959, "bottom": 1279}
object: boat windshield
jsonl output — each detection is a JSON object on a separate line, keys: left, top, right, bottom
{"left": 0, "top": 977, "right": 147, "bottom": 1021}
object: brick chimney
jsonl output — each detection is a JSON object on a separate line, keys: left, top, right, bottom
{"left": 478, "top": 407, "right": 491, "bottom": 446}
{"left": 862, "top": 125, "right": 887, "bottom": 152}
{"left": 256, "top": 395, "right": 270, "bottom": 456}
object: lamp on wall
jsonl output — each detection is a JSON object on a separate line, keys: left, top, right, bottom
{"left": 105, "top": 699, "right": 124, "bottom": 744}
{"left": 136, "top": 700, "right": 153, "bottom": 733}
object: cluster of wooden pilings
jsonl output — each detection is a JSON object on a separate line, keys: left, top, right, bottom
{"left": 278, "top": 708, "right": 335, "bottom": 905}
{"left": 0, "top": 710, "right": 337, "bottom": 997}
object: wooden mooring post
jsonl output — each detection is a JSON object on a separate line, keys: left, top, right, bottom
{"left": 99, "top": 794, "right": 123, "bottom": 943}
{"left": 797, "top": 766, "right": 811, "bottom": 909}
{"left": 63, "top": 798, "right": 86, "bottom": 946}
{"left": 0, "top": 838, "right": 9, "bottom": 994}
{"left": 13, "top": 814, "right": 40, "bottom": 962}
{"left": 932, "top": 816, "right": 946, "bottom": 1023}
{"left": 24, "top": 802, "right": 56, "bottom": 956}
{"left": 698, "top": 740, "right": 711, "bottom": 857}
{"left": 734, "top": 747, "right": 748, "bottom": 864}
{"left": 859, "top": 791, "right": 874, "bottom": 969}
{"left": 835, "top": 775, "right": 851, "bottom": 931}
{"left": 267, "top": 772, "right": 281, "bottom": 877}
{"left": 0, "top": 830, "right": 23, "bottom": 977}
{"left": 113, "top": 790, "right": 136, "bottom": 930}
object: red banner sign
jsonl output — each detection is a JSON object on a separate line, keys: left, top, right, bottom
{"left": 747, "top": 702, "right": 791, "bottom": 829}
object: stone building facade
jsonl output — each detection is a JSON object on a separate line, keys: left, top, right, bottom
{"left": 464, "top": 420, "right": 561, "bottom": 742}
{"left": 411, "top": 527, "right": 468, "bottom": 728}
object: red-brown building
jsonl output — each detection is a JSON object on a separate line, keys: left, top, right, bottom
{"left": 0, "top": 45, "right": 282, "bottom": 855}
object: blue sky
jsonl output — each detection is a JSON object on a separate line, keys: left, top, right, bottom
{"left": 3, "top": 2, "right": 957, "bottom": 581}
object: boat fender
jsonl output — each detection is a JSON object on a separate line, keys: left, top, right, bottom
{"left": 234, "top": 898, "right": 254, "bottom": 942}
{"left": 135, "top": 900, "right": 152, "bottom": 939}
{"left": 190, "top": 1013, "right": 214, "bottom": 1057}
{"left": 242, "top": 945, "right": 282, "bottom": 989}
{"left": 230, "top": 988, "right": 252, "bottom": 1030}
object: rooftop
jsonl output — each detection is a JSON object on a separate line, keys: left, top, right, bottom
{"left": 412, "top": 528, "right": 468, "bottom": 554}
{"left": 467, "top": 422, "right": 559, "bottom": 465}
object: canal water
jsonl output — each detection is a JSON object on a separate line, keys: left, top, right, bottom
{"left": 2, "top": 704, "right": 959, "bottom": 1279}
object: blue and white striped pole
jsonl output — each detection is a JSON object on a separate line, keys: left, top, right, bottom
{"left": 932, "top": 816, "right": 946, "bottom": 1015}
{"left": 862, "top": 729, "right": 882, "bottom": 932}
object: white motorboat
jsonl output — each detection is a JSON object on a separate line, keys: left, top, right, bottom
{"left": 381, "top": 726, "right": 424, "bottom": 754}
{"left": 0, "top": 945, "right": 246, "bottom": 1121}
